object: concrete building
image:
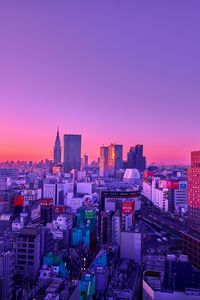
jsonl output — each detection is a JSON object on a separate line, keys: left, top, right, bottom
{"left": 43, "top": 183, "right": 64, "bottom": 205}
{"left": 143, "top": 256, "right": 200, "bottom": 300}
{"left": 101, "top": 211, "right": 113, "bottom": 244}
{"left": 76, "top": 182, "right": 96, "bottom": 196}
{"left": 15, "top": 225, "right": 52, "bottom": 280}
{"left": 0, "top": 240, "right": 14, "bottom": 300}
{"left": 120, "top": 228, "right": 142, "bottom": 264}
{"left": 112, "top": 211, "right": 121, "bottom": 245}
{"left": 188, "top": 151, "right": 200, "bottom": 234}
{"left": 142, "top": 180, "right": 152, "bottom": 201}
{"left": 182, "top": 232, "right": 200, "bottom": 270}
{"left": 106, "top": 259, "right": 141, "bottom": 300}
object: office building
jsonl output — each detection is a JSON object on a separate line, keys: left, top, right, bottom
{"left": 53, "top": 128, "right": 62, "bottom": 164}
{"left": 127, "top": 144, "right": 146, "bottom": 171}
{"left": 15, "top": 225, "right": 53, "bottom": 280}
{"left": 143, "top": 255, "right": 200, "bottom": 300}
{"left": 83, "top": 154, "right": 89, "bottom": 168}
{"left": 120, "top": 229, "right": 142, "bottom": 264}
{"left": 112, "top": 211, "right": 121, "bottom": 245}
{"left": 101, "top": 211, "right": 113, "bottom": 244}
{"left": 107, "top": 259, "right": 141, "bottom": 300}
{"left": 108, "top": 144, "right": 123, "bottom": 176}
{"left": 188, "top": 151, "right": 200, "bottom": 234}
{"left": 0, "top": 240, "right": 14, "bottom": 300}
{"left": 43, "top": 182, "right": 64, "bottom": 206}
{"left": 64, "top": 134, "right": 81, "bottom": 173}
{"left": 40, "top": 198, "right": 53, "bottom": 226}
{"left": 99, "top": 146, "right": 109, "bottom": 177}
{"left": 100, "top": 144, "right": 123, "bottom": 177}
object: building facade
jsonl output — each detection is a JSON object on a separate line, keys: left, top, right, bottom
{"left": 64, "top": 134, "right": 81, "bottom": 173}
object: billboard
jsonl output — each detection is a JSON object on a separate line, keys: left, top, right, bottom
{"left": 159, "top": 180, "right": 168, "bottom": 189}
{"left": 53, "top": 205, "right": 67, "bottom": 215}
{"left": 179, "top": 181, "right": 187, "bottom": 189}
{"left": 41, "top": 198, "right": 53, "bottom": 207}
{"left": 14, "top": 195, "right": 24, "bottom": 207}
{"left": 85, "top": 210, "right": 96, "bottom": 219}
{"left": 143, "top": 171, "right": 155, "bottom": 178}
{"left": 122, "top": 201, "right": 135, "bottom": 214}
{"left": 167, "top": 180, "right": 179, "bottom": 189}
{"left": 101, "top": 190, "right": 140, "bottom": 211}
{"left": 31, "top": 206, "right": 40, "bottom": 220}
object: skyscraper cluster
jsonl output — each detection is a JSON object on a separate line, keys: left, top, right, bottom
{"left": 54, "top": 130, "right": 146, "bottom": 177}
{"left": 100, "top": 143, "right": 146, "bottom": 178}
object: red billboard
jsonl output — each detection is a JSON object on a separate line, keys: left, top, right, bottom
{"left": 167, "top": 180, "right": 179, "bottom": 189}
{"left": 14, "top": 195, "right": 24, "bottom": 207}
{"left": 53, "top": 205, "right": 67, "bottom": 215}
{"left": 144, "top": 171, "right": 155, "bottom": 178}
{"left": 40, "top": 198, "right": 53, "bottom": 207}
{"left": 122, "top": 201, "right": 135, "bottom": 214}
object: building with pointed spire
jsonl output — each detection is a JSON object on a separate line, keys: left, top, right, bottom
{"left": 53, "top": 128, "right": 62, "bottom": 164}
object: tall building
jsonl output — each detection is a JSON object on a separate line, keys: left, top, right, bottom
{"left": 64, "top": 134, "right": 81, "bottom": 173}
{"left": 99, "top": 146, "right": 109, "bottom": 177}
{"left": 101, "top": 211, "right": 113, "bottom": 244}
{"left": 112, "top": 211, "right": 121, "bottom": 245}
{"left": 143, "top": 256, "right": 200, "bottom": 300}
{"left": 188, "top": 151, "right": 200, "bottom": 234}
{"left": 53, "top": 128, "right": 62, "bottom": 164}
{"left": 15, "top": 225, "right": 53, "bottom": 280}
{"left": 83, "top": 154, "right": 89, "bottom": 168}
{"left": 100, "top": 144, "right": 123, "bottom": 177}
{"left": 127, "top": 144, "right": 146, "bottom": 171}
{"left": 0, "top": 240, "right": 14, "bottom": 300}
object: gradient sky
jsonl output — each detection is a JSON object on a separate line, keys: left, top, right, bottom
{"left": 0, "top": 0, "right": 200, "bottom": 164}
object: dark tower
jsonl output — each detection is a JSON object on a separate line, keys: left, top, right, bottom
{"left": 53, "top": 128, "right": 61, "bottom": 164}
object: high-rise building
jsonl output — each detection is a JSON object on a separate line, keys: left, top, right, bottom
{"left": 127, "top": 144, "right": 146, "bottom": 171}
{"left": 108, "top": 144, "right": 123, "bottom": 176}
{"left": 112, "top": 211, "right": 121, "bottom": 245}
{"left": 100, "top": 144, "right": 123, "bottom": 177}
{"left": 100, "top": 146, "right": 109, "bottom": 177}
{"left": 101, "top": 211, "right": 113, "bottom": 244}
{"left": 83, "top": 154, "right": 89, "bottom": 168}
{"left": 0, "top": 240, "right": 14, "bottom": 300}
{"left": 53, "top": 128, "right": 61, "bottom": 164}
{"left": 64, "top": 134, "right": 81, "bottom": 173}
{"left": 188, "top": 151, "right": 200, "bottom": 234}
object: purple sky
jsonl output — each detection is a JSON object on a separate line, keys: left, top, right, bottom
{"left": 0, "top": 0, "right": 200, "bottom": 164}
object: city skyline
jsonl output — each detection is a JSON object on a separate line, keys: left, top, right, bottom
{"left": 0, "top": 128, "right": 195, "bottom": 165}
{"left": 1, "top": 1, "right": 200, "bottom": 164}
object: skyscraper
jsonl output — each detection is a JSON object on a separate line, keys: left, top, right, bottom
{"left": 64, "top": 134, "right": 81, "bottom": 173}
{"left": 188, "top": 151, "right": 200, "bottom": 234}
{"left": 100, "top": 144, "right": 123, "bottom": 177}
{"left": 99, "top": 146, "right": 108, "bottom": 177}
{"left": 53, "top": 128, "right": 61, "bottom": 164}
{"left": 127, "top": 144, "right": 146, "bottom": 171}
{"left": 114, "top": 144, "right": 123, "bottom": 172}
{"left": 100, "top": 146, "right": 109, "bottom": 177}
{"left": 108, "top": 144, "right": 123, "bottom": 176}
